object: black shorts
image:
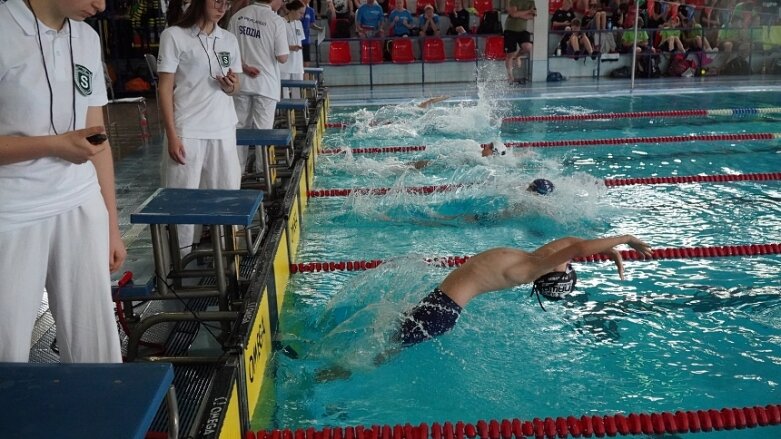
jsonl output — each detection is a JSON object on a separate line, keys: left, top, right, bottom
{"left": 504, "top": 30, "right": 532, "bottom": 53}
{"left": 303, "top": 44, "right": 311, "bottom": 62}
{"left": 395, "top": 288, "right": 462, "bottom": 346}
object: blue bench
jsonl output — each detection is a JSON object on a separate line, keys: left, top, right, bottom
{"left": 0, "top": 362, "right": 178, "bottom": 439}
{"left": 236, "top": 129, "right": 294, "bottom": 195}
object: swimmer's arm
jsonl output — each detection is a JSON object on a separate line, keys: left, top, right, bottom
{"left": 417, "top": 95, "right": 449, "bottom": 108}
{"left": 529, "top": 235, "right": 652, "bottom": 280}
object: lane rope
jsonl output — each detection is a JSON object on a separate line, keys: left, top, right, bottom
{"left": 306, "top": 172, "right": 781, "bottom": 198}
{"left": 249, "top": 403, "right": 781, "bottom": 439}
{"left": 321, "top": 133, "right": 780, "bottom": 155}
{"left": 325, "top": 107, "right": 781, "bottom": 129}
{"left": 289, "top": 243, "right": 781, "bottom": 273}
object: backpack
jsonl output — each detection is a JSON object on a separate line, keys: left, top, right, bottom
{"left": 635, "top": 54, "right": 661, "bottom": 78}
{"left": 667, "top": 52, "right": 695, "bottom": 77}
{"left": 609, "top": 66, "right": 632, "bottom": 78}
{"left": 477, "top": 11, "right": 502, "bottom": 34}
{"left": 721, "top": 57, "right": 750, "bottom": 76}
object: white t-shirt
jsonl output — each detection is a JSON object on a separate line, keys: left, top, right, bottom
{"left": 228, "top": 3, "right": 289, "bottom": 101}
{"left": 157, "top": 25, "right": 243, "bottom": 139}
{"left": 0, "top": 0, "right": 106, "bottom": 232}
{"left": 279, "top": 19, "right": 304, "bottom": 75}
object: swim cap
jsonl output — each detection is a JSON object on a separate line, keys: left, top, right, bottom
{"left": 491, "top": 142, "right": 507, "bottom": 156}
{"left": 528, "top": 178, "right": 555, "bottom": 195}
{"left": 531, "top": 265, "right": 577, "bottom": 302}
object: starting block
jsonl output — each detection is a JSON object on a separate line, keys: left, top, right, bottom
{"left": 0, "top": 362, "right": 178, "bottom": 439}
{"left": 303, "top": 67, "right": 324, "bottom": 82}
{"left": 236, "top": 128, "right": 293, "bottom": 195}
{"left": 280, "top": 79, "right": 318, "bottom": 100}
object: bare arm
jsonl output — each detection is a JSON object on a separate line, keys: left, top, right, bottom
{"left": 529, "top": 235, "right": 652, "bottom": 281}
{"left": 158, "top": 71, "right": 186, "bottom": 165}
{"left": 86, "top": 106, "right": 127, "bottom": 272}
{"left": 0, "top": 126, "right": 107, "bottom": 166}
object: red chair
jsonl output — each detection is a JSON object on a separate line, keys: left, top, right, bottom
{"left": 329, "top": 40, "right": 352, "bottom": 65}
{"left": 473, "top": 0, "right": 493, "bottom": 16}
{"left": 483, "top": 35, "right": 505, "bottom": 60}
{"left": 387, "top": 0, "right": 406, "bottom": 10}
{"left": 391, "top": 38, "right": 416, "bottom": 63}
{"left": 360, "top": 39, "right": 384, "bottom": 64}
{"left": 422, "top": 37, "right": 446, "bottom": 62}
{"left": 453, "top": 36, "right": 477, "bottom": 61}
{"left": 443, "top": 0, "right": 455, "bottom": 14}
{"left": 416, "top": 0, "right": 436, "bottom": 14}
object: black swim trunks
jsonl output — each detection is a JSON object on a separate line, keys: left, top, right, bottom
{"left": 395, "top": 288, "right": 462, "bottom": 347}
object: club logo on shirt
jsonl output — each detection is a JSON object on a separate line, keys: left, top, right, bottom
{"left": 73, "top": 64, "right": 93, "bottom": 96}
{"left": 216, "top": 51, "right": 231, "bottom": 68}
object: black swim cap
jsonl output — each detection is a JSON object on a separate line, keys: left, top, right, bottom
{"left": 530, "top": 265, "right": 577, "bottom": 310}
{"left": 528, "top": 178, "right": 555, "bottom": 195}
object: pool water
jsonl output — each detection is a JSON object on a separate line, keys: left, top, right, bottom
{"left": 253, "top": 90, "right": 781, "bottom": 437}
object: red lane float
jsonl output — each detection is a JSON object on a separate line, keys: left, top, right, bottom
{"left": 321, "top": 145, "right": 428, "bottom": 155}
{"left": 503, "top": 109, "right": 709, "bottom": 123}
{"left": 307, "top": 172, "right": 781, "bottom": 198}
{"left": 258, "top": 404, "right": 781, "bottom": 439}
{"left": 289, "top": 243, "right": 781, "bottom": 273}
{"left": 502, "top": 132, "right": 776, "bottom": 149}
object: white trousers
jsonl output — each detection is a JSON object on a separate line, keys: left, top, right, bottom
{"left": 234, "top": 94, "right": 278, "bottom": 172}
{"left": 0, "top": 192, "right": 122, "bottom": 363}
{"left": 163, "top": 135, "right": 242, "bottom": 250}
{"left": 280, "top": 72, "right": 304, "bottom": 99}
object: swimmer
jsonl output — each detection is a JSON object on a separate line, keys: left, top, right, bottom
{"left": 527, "top": 178, "right": 555, "bottom": 195}
{"left": 416, "top": 95, "right": 450, "bottom": 109}
{"left": 394, "top": 234, "right": 652, "bottom": 347}
{"left": 410, "top": 142, "right": 508, "bottom": 169}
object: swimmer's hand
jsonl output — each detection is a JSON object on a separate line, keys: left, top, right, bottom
{"left": 626, "top": 236, "right": 653, "bottom": 259}
{"left": 603, "top": 248, "right": 625, "bottom": 280}
{"left": 315, "top": 365, "right": 352, "bottom": 382}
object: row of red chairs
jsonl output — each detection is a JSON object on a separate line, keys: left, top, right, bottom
{"left": 386, "top": 0, "right": 495, "bottom": 17}
{"left": 328, "top": 35, "right": 506, "bottom": 64}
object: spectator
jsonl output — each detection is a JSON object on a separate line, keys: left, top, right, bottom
{"left": 620, "top": 17, "right": 654, "bottom": 52}
{"left": 388, "top": 0, "right": 415, "bottom": 36}
{"left": 699, "top": 0, "right": 721, "bottom": 45}
{"left": 327, "top": 0, "right": 354, "bottom": 38}
{"left": 418, "top": 4, "right": 442, "bottom": 36}
{"left": 551, "top": 0, "right": 576, "bottom": 31}
{"left": 657, "top": 15, "right": 686, "bottom": 52}
{"left": 356, "top": 0, "right": 385, "bottom": 37}
{"left": 280, "top": 0, "right": 306, "bottom": 99}
{"left": 229, "top": 0, "right": 289, "bottom": 171}
{"left": 300, "top": 0, "right": 323, "bottom": 65}
{"left": 448, "top": 0, "right": 471, "bottom": 34}
{"left": 503, "top": 0, "right": 536, "bottom": 83}
{"left": 682, "top": 16, "right": 714, "bottom": 52}
{"left": 561, "top": 18, "right": 600, "bottom": 59}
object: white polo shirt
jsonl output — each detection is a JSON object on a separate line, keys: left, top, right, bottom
{"left": 0, "top": 0, "right": 106, "bottom": 232}
{"left": 157, "top": 25, "right": 243, "bottom": 139}
{"left": 279, "top": 19, "right": 304, "bottom": 75}
{"left": 228, "top": 2, "right": 289, "bottom": 101}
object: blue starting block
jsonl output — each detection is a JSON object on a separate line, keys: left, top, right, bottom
{"left": 276, "top": 99, "right": 309, "bottom": 131}
{"left": 131, "top": 188, "right": 265, "bottom": 301}
{"left": 236, "top": 129, "right": 293, "bottom": 195}
{"left": 280, "top": 79, "right": 318, "bottom": 99}
{"left": 0, "top": 362, "right": 178, "bottom": 439}
{"left": 303, "top": 67, "right": 323, "bottom": 81}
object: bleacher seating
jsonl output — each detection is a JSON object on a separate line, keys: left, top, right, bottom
{"left": 484, "top": 35, "right": 506, "bottom": 60}
{"left": 473, "top": 0, "right": 493, "bottom": 17}
{"left": 329, "top": 40, "right": 352, "bottom": 64}
{"left": 422, "top": 37, "right": 446, "bottom": 62}
{"left": 361, "top": 39, "right": 384, "bottom": 64}
{"left": 415, "top": 0, "right": 435, "bottom": 14}
{"left": 391, "top": 38, "right": 416, "bottom": 63}
{"left": 454, "top": 36, "right": 477, "bottom": 61}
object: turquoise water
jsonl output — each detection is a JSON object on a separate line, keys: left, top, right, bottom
{"left": 255, "top": 90, "right": 781, "bottom": 437}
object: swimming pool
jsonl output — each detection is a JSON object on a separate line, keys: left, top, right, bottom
{"left": 254, "top": 89, "right": 781, "bottom": 437}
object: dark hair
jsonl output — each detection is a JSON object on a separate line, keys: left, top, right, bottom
{"left": 286, "top": 0, "right": 305, "bottom": 10}
{"left": 167, "top": 0, "right": 189, "bottom": 26}
{"left": 176, "top": 0, "right": 209, "bottom": 28}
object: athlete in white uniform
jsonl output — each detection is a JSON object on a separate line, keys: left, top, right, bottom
{"left": 279, "top": 0, "right": 306, "bottom": 99}
{"left": 158, "top": 0, "right": 243, "bottom": 253}
{"left": 228, "top": 0, "right": 289, "bottom": 170}
{"left": 0, "top": 0, "right": 125, "bottom": 362}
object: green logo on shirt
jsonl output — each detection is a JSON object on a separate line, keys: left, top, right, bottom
{"left": 74, "top": 64, "right": 93, "bottom": 96}
{"left": 217, "top": 52, "right": 231, "bottom": 68}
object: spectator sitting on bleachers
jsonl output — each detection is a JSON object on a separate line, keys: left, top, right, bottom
{"left": 448, "top": 0, "right": 471, "bottom": 34}
{"left": 356, "top": 0, "right": 385, "bottom": 37}
{"left": 657, "top": 15, "right": 686, "bottom": 52}
{"left": 327, "top": 0, "right": 354, "bottom": 38}
{"left": 681, "top": 16, "right": 715, "bottom": 52}
{"left": 419, "top": 4, "right": 442, "bottom": 36}
{"left": 699, "top": 0, "right": 721, "bottom": 46}
{"left": 561, "top": 19, "right": 600, "bottom": 60}
{"left": 551, "top": 0, "right": 576, "bottom": 31}
{"left": 388, "top": 0, "right": 416, "bottom": 36}
{"left": 620, "top": 17, "right": 655, "bottom": 53}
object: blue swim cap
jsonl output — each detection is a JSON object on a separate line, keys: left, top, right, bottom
{"left": 528, "top": 178, "right": 555, "bottom": 195}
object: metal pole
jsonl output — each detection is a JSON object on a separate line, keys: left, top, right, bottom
{"left": 629, "top": 0, "right": 640, "bottom": 90}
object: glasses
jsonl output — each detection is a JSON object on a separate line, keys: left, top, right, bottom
{"left": 214, "top": 0, "right": 232, "bottom": 9}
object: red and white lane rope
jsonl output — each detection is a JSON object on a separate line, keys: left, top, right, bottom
{"left": 289, "top": 243, "right": 781, "bottom": 273}
{"left": 320, "top": 133, "right": 780, "bottom": 155}
{"left": 248, "top": 403, "right": 781, "bottom": 439}
{"left": 306, "top": 172, "right": 781, "bottom": 198}
{"left": 325, "top": 107, "right": 781, "bottom": 129}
